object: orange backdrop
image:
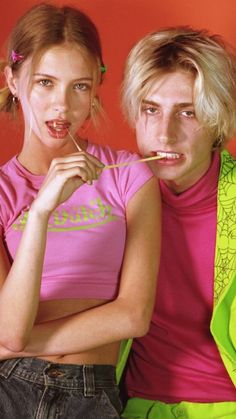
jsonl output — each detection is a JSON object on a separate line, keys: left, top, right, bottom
{"left": 1, "top": 0, "right": 236, "bottom": 164}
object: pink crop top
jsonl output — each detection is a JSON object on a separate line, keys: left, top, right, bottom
{"left": 0, "top": 142, "right": 152, "bottom": 301}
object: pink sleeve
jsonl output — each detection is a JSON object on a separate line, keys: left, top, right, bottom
{"left": 116, "top": 150, "right": 154, "bottom": 206}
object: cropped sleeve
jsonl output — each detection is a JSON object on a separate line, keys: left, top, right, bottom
{"left": 115, "top": 150, "right": 154, "bottom": 206}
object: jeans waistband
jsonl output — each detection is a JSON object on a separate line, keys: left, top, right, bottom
{"left": 0, "top": 358, "right": 116, "bottom": 397}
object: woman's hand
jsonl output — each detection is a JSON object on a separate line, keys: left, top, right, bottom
{"left": 32, "top": 151, "right": 104, "bottom": 215}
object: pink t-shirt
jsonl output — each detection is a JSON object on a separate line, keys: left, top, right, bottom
{"left": 0, "top": 142, "right": 153, "bottom": 301}
{"left": 125, "top": 152, "right": 236, "bottom": 402}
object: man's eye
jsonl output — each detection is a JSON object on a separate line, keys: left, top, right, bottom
{"left": 38, "top": 79, "right": 52, "bottom": 87}
{"left": 142, "top": 106, "right": 158, "bottom": 114}
{"left": 181, "top": 110, "right": 195, "bottom": 118}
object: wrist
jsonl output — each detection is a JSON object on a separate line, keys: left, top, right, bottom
{"left": 28, "top": 201, "right": 51, "bottom": 222}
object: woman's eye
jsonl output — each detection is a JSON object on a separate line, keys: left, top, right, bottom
{"left": 74, "top": 83, "right": 91, "bottom": 91}
{"left": 38, "top": 79, "right": 52, "bottom": 87}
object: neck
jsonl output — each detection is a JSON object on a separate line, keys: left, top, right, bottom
{"left": 163, "top": 152, "right": 217, "bottom": 194}
{"left": 18, "top": 135, "right": 87, "bottom": 175}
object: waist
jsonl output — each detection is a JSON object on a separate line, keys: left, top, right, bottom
{"left": 37, "top": 342, "right": 120, "bottom": 365}
{"left": 35, "top": 299, "right": 120, "bottom": 365}
{"left": 0, "top": 358, "right": 117, "bottom": 391}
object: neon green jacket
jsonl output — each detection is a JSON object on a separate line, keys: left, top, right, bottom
{"left": 117, "top": 150, "right": 236, "bottom": 387}
{"left": 210, "top": 150, "right": 236, "bottom": 386}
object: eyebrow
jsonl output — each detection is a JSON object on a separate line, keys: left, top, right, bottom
{"left": 33, "top": 73, "right": 93, "bottom": 81}
{"left": 142, "top": 99, "right": 194, "bottom": 108}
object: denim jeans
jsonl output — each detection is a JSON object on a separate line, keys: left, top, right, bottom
{"left": 0, "top": 357, "right": 122, "bottom": 418}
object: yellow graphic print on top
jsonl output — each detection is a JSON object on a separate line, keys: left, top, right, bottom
{"left": 12, "top": 197, "right": 118, "bottom": 232}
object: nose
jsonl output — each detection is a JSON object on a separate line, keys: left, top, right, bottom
{"left": 157, "top": 114, "right": 176, "bottom": 145}
{"left": 52, "top": 87, "right": 69, "bottom": 114}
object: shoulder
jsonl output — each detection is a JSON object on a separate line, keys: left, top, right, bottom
{"left": 0, "top": 157, "right": 19, "bottom": 230}
{"left": 218, "top": 151, "right": 236, "bottom": 206}
{"left": 0, "top": 155, "right": 18, "bottom": 175}
{"left": 88, "top": 141, "right": 152, "bottom": 177}
{"left": 0, "top": 157, "right": 18, "bottom": 193}
{"left": 0, "top": 156, "right": 35, "bottom": 229}
{"left": 220, "top": 150, "right": 236, "bottom": 180}
{"left": 87, "top": 141, "right": 142, "bottom": 165}
{"left": 87, "top": 141, "right": 154, "bottom": 205}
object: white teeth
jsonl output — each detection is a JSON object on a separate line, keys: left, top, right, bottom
{"left": 156, "top": 152, "right": 180, "bottom": 159}
{"left": 51, "top": 122, "right": 68, "bottom": 131}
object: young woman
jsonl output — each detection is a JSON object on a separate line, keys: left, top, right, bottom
{"left": 121, "top": 27, "right": 236, "bottom": 418}
{"left": 0, "top": 4, "right": 161, "bottom": 418}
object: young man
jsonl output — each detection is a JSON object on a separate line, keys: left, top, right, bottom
{"left": 121, "top": 27, "right": 236, "bottom": 418}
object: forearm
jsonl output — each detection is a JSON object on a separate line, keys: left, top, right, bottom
{"left": 23, "top": 297, "right": 145, "bottom": 355}
{"left": 0, "top": 208, "right": 49, "bottom": 350}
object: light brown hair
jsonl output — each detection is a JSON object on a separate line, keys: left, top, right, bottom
{"left": 0, "top": 3, "right": 105, "bottom": 119}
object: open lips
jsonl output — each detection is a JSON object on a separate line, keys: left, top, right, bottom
{"left": 46, "top": 120, "right": 71, "bottom": 139}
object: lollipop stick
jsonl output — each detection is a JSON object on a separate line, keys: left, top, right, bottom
{"left": 67, "top": 130, "right": 82, "bottom": 152}
{"left": 104, "top": 154, "right": 164, "bottom": 170}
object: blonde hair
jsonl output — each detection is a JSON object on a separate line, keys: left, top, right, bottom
{"left": 122, "top": 27, "right": 236, "bottom": 145}
{"left": 0, "top": 3, "right": 105, "bottom": 123}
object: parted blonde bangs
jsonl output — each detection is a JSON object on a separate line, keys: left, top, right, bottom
{"left": 121, "top": 27, "right": 236, "bottom": 144}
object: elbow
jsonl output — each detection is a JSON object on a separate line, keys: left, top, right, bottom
{"left": 130, "top": 317, "right": 151, "bottom": 337}
{"left": 9, "top": 340, "right": 27, "bottom": 353}
{"left": 126, "top": 306, "right": 152, "bottom": 338}
{"left": 0, "top": 333, "right": 28, "bottom": 353}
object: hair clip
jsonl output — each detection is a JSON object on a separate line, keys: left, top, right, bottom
{"left": 101, "top": 65, "right": 107, "bottom": 73}
{"left": 11, "top": 50, "right": 24, "bottom": 64}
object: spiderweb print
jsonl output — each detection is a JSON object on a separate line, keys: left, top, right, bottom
{"left": 214, "top": 152, "right": 236, "bottom": 303}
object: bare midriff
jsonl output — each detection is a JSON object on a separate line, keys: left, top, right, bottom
{"left": 35, "top": 298, "right": 120, "bottom": 365}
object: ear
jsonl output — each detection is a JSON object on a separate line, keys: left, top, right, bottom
{"left": 4, "top": 66, "right": 19, "bottom": 96}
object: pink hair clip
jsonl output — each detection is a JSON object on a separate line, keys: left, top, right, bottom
{"left": 11, "top": 50, "right": 24, "bottom": 64}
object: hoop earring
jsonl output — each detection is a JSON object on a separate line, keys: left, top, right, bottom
{"left": 213, "top": 135, "right": 223, "bottom": 150}
{"left": 12, "top": 95, "right": 19, "bottom": 105}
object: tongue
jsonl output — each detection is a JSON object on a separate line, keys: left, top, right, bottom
{"left": 46, "top": 122, "right": 70, "bottom": 139}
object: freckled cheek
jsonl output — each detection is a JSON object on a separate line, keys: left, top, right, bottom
{"left": 135, "top": 124, "right": 149, "bottom": 154}
{"left": 22, "top": 93, "right": 47, "bottom": 115}
{"left": 75, "top": 106, "right": 91, "bottom": 123}
{"left": 136, "top": 118, "right": 150, "bottom": 136}
{"left": 72, "top": 96, "right": 91, "bottom": 115}
{"left": 136, "top": 134, "right": 149, "bottom": 156}
{"left": 138, "top": 125, "right": 158, "bottom": 154}
{"left": 20, "top": 96, "right": 41, "bottom": 118}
